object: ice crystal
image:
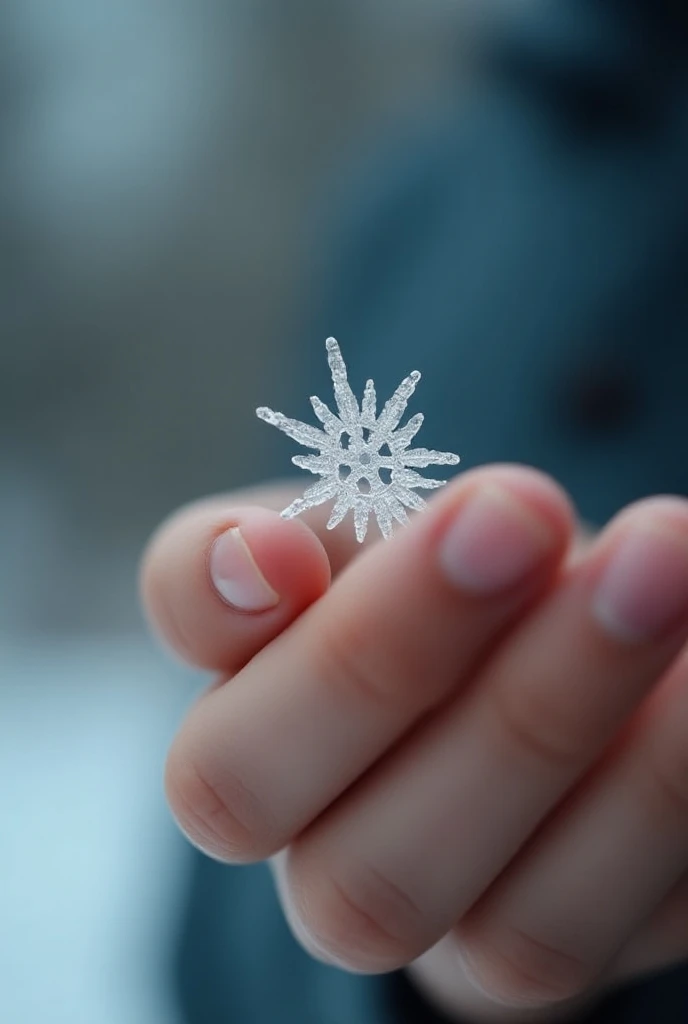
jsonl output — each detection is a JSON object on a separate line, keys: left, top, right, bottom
{"left": 256, "top": 337, "right": 460, "bottom": 542}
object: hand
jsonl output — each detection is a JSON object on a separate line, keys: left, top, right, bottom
{"left": 141, "top": 466, "right": 688, "bottom": 1022}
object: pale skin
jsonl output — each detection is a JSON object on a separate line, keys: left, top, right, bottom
{"left": 141, "top": 465, "right": 688, "bottom": 1023}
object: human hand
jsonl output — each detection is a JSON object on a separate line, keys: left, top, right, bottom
{"left": 141, "top": 466, "right": 688, "bottom": 1022}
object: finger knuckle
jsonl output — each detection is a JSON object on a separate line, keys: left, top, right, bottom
{"left": 315, "top": 618, "right": 402, "bottom": 717}
{"left": 287, "top": 854, "right": 419, "bottom": 972}
{"left": 165, "top": 747, "right": 275, "bottom": 862}
{"left": 493, "top": 679, "right": 581, "bottom": 772}
{"left": 459, "top": 926, "right": 592, "bottom": 1007}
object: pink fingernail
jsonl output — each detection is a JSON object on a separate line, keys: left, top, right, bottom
{"left": 209, "top": 527, "right": 280, "bottom": 612}
{"left": 592, "top": 525, "right": 688, "bottom": 643}
{"left": 439, "top": 484, "right": 557, "bottom": 595}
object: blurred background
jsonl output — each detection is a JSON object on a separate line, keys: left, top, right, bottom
{"left": 6, "top": 1, "right": 688, "bottom": 1021}
{"left": 0, "top": 2, "right": 498, "bottom": 1021}
{"left": 0, "top": 0, "right": 489, "bottom": 637}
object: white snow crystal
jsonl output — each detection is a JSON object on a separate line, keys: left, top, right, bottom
{"left": 256, "top": 337, "right": 460, "bottom": 542}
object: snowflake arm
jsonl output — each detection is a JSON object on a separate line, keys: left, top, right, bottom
{"left": 400, "top": 447, "right": 460, "bottom": 467}
{"left": 361, "top": 379, "right": 377, "bottom": 429}
{"left": 255, "top": 408, "right": 328, "bottom": 450}
{"left": 395, "top": 468, "right": 447, "bottom": 490}
{"left": 291, "top": 454, "right": 330, "bottom": 474}
{"left": 309, "top": 395, "right": 342, "bottom": 435}
{"left": 281, "top": 477, "right": 339, "bottom": 519}
{"left": 389, "top": 413, "right": 424, "bottom": 451}
{"left": 375, "top": 505, "right": 392, "bottom": 541}
{"left": 256, "top": 337, "right": 460, "bottom": 542}
{"left": 354, "top": 502, "right": 371, "bottom": 544}
{"left": 386, "top": 494, "right": 411, "bottom": 527}
{"left": 326, "top": 336, "right": 362, "bottom": 437}
{"left": 394, "top": 487, "right": 428, "bottom": 512}
{"left": 371, "top": 370, "right": 421, "bottom": 442}
{"left": 327, "top": 491, "right": 354, "bottom": 531}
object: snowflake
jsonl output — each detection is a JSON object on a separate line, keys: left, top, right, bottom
{"left": 256, "top": 337, "right": 460, "bottom": 543}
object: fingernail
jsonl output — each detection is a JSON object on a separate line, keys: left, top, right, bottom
{"left": 209, "top": 527, "right": 280, "bottom": 612}
{"left": 439, "top": 484, "right": 557, "bottom": 594}
{"left": 592, "top": 524, "right": 688, "bottom": 643}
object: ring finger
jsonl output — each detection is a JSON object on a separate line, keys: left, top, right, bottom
{"left": 458, "top": 647, "right": 688, "bottom": 1008}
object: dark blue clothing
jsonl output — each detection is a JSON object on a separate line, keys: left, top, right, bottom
{"left": 175, "top": 2, "right": 688, "bottom": 1021}
{"left": 308, "top": 1, "right": 688, "bottom": 529}
{"left": 174, "top": 858, "right": 688, "bottom": 1024}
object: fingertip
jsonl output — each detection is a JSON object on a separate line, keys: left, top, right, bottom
{"left": 163, "top": 741, "right": 256, "bottom": 864}
{"left": 434, "top": 464, "right": 576, "bottom": 550}
{"left": 141, "top": 503, "right": 331, "bottom": 671}
{"left": 228, "top": 508, "right": 331, "bottom": 612}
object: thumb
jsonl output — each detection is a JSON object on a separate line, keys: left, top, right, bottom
{"left": 141, "top": 492, "right": 334, "bottom": 674}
